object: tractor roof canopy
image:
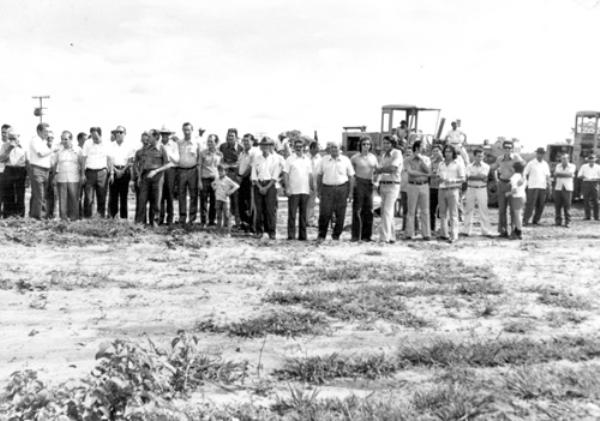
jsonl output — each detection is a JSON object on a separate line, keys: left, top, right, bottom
{"left": 576, "top": 110, "right": 600, "bottom": 118}
{"left": 381, "top": 104, "right": 441, "bottom": 112}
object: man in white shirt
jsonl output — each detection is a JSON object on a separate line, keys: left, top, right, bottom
{"left": 463, "top": 149, "right": 493, "bottom": 236}
{"left": 375, "top": 136, "right": 403, "bottom": 243}
{"left": 251, "top": 137, "right": 281, "bottom": 239}
{"left": 437, "top": 144, "right": 466, "bottom": 242}
{"left": 237, "top": 133, "right": 260, "bottom": 233}
{"left": 108, "top": 125, "right": 134, "bottom": 219}
{"left": 445, "top": 121, "right": 467, "bottom": 147}
{"left": 0, "top": 128, "right": 27, "bottom": 217}
{"left": 177, "top": 122, "right": 201, "bottom": 225}
{"left": 82, "top": 127, "right": 112, "bottom": 218}
{"left": 307, "top": 141, "right": 322, "bottom": 227}
{"left": 28, "top": 122, "right": 54, "bottom": 219}
{"left": 158, "top": 126, "right": 179, "bottom": 225}
{"left": 283, "top": 138, "right": 313, "bottom": 240}
{"left": 523, "top": 147, "right": 551, "bottom": 225}
{"left": 578, "top": 154, "right": 600, "bottom": 220}
{"left": 0, "top": 124, "right": 11, "bottom": 216}
{"left": 316, "top": 141, "right": 355, "bottom": 240}
{"left": 553, "top": 152, "right": 576, "bottom": 227}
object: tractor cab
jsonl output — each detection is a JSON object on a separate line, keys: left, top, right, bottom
{"left": 574, "top": 111, "right": 600, "bottom": 163}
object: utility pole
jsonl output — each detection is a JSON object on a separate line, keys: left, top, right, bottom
{"left": 32, "top": 95, "right": 50, "bottom": 123}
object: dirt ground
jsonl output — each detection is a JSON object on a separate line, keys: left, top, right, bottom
{"left": 1, "top": 200, "right": 600, "bottom": 419}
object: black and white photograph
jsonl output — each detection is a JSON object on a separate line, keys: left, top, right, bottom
{"left": 1, "top": 0, "right": 600, "bottom": 419}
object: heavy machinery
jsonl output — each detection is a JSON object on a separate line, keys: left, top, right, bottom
{"left": 342, "top": 104, "right": 442, "bottom": 154}
{"left": 573, "top": 111, "right": 600, "bottom": 198}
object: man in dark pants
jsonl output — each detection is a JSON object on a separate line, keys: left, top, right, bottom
{"left": 220, "top": 128, "right": 242, "bottom": 228}
{"left": 492, "top": 140, "right": 524, "bottom": 237}
{"left": 429, "top": 144, "right": 443, "bottom": 231}
{"left": 350, "top": 136, "right": 378, "bottom": 241}
{"left": 135, "top": 130, "right": 173, "bottom": 226}
{"left": 0, "top": 129, "right": 27, "bottom": 217}
{"left": 283, "top": 138, "right": 313, "bottom": 240}
{"left": 108, "top": 126, "right": 133, "bottom": 219}
{"left": 158, "top": 127, "right": 179, "bottom": 225}
{"left": 28, "top": 122, "right": 53, "bottom": 219}
{"left": 177, "top": 122, "right": 201, "bottom": 225}
{"left": 0, "top": 124, "right": 12, "bottom": 216}
{"left": 553, "top": 152, "right": 576, "bottom": 227}
{"left": 251, "top": 137, "right": 280, "bottom": 239}
{"left": 238, "top": 134, "right": 257, "bottom": 232}
{"left": 82, "top": 127, "right": 112, "bottom": 218}
{"left": 523, "top": 147, "right": 551, "bottom": 225}
{"left": 577, "top": 154, "right": 600, "bottom": 220}
{"left": 133, "top": 132, "right": 151, "bottom": 224}
{"left": 317, "top": 141, "right": 355, "bottom": 241}
{"left": 45, "top": 131, "right": 57, "bottom": 219}
{"left": 76, "top": 132, "right": 88, "bottom": 216}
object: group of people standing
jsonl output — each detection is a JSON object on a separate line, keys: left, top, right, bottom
{"left": 0, "top": 121, "right": 599, "bottom": 243}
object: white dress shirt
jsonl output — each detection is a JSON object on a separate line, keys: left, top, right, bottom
{"left": 109, "top": 141, "right": 135, "bottom": 167}
{"left": 284, "top": 154, "right": 312, "bottom": 195}
{"left": 510, "top": 173, "right": 527, "bottom": 198}
{"left": 578, "top": 163, "right": 600, "bottom": 181}
{"left": 82, "top": 140, "right": 110, "bottom": 170}
{"left": 28, "top": 135, "right": 53, "bottom": 169}
{"left": 160, "top": 140, "right": 179, "bottom": 165}
{"left": 524, "top": 159, "right": 550, "bottom": 189}
{"left": 554, "top": 162, "right": 576, "bottom": 192}
{"left": 466, "top": 162, "right": 490, "bottom": 188}
{"left": 318, "top": 154, "right": 355, "bottom": 186}
{"left": 251, "top": 153, "right": 282, "bottom": 182}
{"left": 8, "top": 146, "right": 27, "bottom": 167}
{"left": 437, "top": 159, "right": 466, "bottom": 189}
{"left": 378, "top": 149, "right": 403, "bottom": 183}
{"left": 238, "top": 147, "right": 260, "bottom": 176}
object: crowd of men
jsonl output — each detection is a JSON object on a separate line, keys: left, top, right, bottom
{"left": 0, "top": 121, "right": 599, "bottom": 242}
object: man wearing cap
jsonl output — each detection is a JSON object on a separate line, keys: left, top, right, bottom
{"left": 577, "top": 154, "right": 600, "bottom": 221}
{"left": 350, "top": 136, "right": 378, "bottom": 242}
{"left": 523, "top": 147, "right": 551, "bottom": 226}
{"left": 136, "top": 129, "right": 174, "bottom": 226}
{"left": 220, "top": 129, "right": 242, "bottom": 228}
{"left": 463, "top": 149, "right": 493, "bottom": 236}
{"left": 176, "top": 122, "right": 201, "bottom": 225}
{"left": 28, "top": 123, "right": 54, "bottom": 219}
{"left": 492, "top": 140, "right": 524, "bottom": 237}
{"left": 251, "top": 137, "right": 281, "bottom": 239}
{"left": 0, "top": 128, "right": 27, "bottom": 217}
{"left": 82, "top": 127, "right": 112, "bottom": 218}
{"left": 316, "top": 141, "right": 355, "bottom": 241}
{"left": 553, "top": 152, "right": 576, "bottom": 227}
{"left": 405, "top": 140, "right": 431, "bottom": 240}
{"left": 107, "top": 125, "right": 134, "bottom": 220}
{"left": 158, "top": 126, "right": 179, "bottom": 225}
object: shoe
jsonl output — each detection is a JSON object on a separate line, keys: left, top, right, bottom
{"left": 332, "top": 236, "right": 340, "bottom": 241}
{"left": 459, "top": 233, "right": 469, "bottom": 237}
{"left": 388, "top": 240, "right": 396, "bottom": 244}
{"left": 350, "top": 238, "right": 359, "bottom": 242}
{"left": 363, "top": 238, "right": 372, "bottom": 242}
{"left": 584, "top": 217, "right": 591, "bottom": 221}
{"left": 287, "top": 237, "right": 294, "bottom": 241}
{"left": 499, "top": 232, "right": 509, "bottom": 238}
{"left": 565, "top": 224, "right": 570, "bottom": 228}
{"left": 422, "top": 236, "right": 431, "bottom": 241}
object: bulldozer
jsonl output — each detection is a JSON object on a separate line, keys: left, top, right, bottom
{"left": 342, "top": 104, "right": 443, "bottom": 154}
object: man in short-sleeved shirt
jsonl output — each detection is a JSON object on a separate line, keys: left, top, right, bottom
{"left": 523, "top": 147, "right": 551, "bottom": 225}
{"left": 283, "top": 138, "right": 313, "bottom": 240}
{"left": 177, "top": 122, "right": 201, "bottom": 224}
{"left": 553, "top": 152, "right": 576, "bottom": 227}
{"left": 107, "top": 125, "right": 134, "bottom": 219}
{"left": 350, "top": 136, "right": 379, "bottom": 241}
{"left": 82, "top": 127, "right": 112, "bottom": 218}
{"left": 492, "top": 140, "right": 524, "bottom": 236}
{"left": 578, "top": 154, "right": 600, "bottom": 220}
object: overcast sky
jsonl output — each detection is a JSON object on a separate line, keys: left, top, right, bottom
{"left": 1, "top": 0, "right": 599, "bottom": 148}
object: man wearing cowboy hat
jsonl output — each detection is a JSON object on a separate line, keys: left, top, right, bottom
{"left": 107, "top": 125, "right": 134, "bottom": 219}
{"left": 577, "top": 153, "right": 600, "bottom": 221}
{"left": 158, "top": 126, "right": 179, "bottom": 225}
{"left": 251, "top": 137, "right": 281, "bottom": 239}
{"left": 0, "top": 128, "right": 27, "bottom": 217}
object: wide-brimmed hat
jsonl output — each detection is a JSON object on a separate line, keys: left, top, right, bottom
{"left": 113, "top": 125, "right": 126, "bottom": 133}
{"left": 259, "top": 137, "right": 274, "bottom": 146}
{"left": 535, "top": 147, "right": 545, "bottom": 154}
{"left": 158, "top": 125, "right": 173, "bottom": 135}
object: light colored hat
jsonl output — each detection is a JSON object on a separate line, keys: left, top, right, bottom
{"left": 158, "top": 125, "right": 173, "bottom": 134}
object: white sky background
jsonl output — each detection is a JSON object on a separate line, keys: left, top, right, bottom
{"left": 0, "top": 0, "right": 599, "bottom": 149}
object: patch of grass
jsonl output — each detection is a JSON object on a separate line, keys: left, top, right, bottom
{"left": 300, "top": 261, "right": 408, "bottom": 284}
{"left": 545, "top": 310, "right": 587, "bottom": 327}
{"left": 503, "top": 319, "right": 535, "bottom": 334}
{"left": 195, "top": 310, "right": 330, "bottom": 338}
{"left": 273, "top": 353, "right": 399, "bottom": 383}
{"left": 396, "top": 336, "right": 600, "bottom": 368}
{"left": 412, "top": 383, "right": 496, "bottom": 420}
{"left": 535, "top": 286, "right": 592, "bottom": 310}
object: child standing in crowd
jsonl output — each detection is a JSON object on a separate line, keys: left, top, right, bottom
{"left": 212, "top": 164, "right": 239, "bottom": 236}
{"left": 507, "top": 161, "right": 526, "bottom": 239}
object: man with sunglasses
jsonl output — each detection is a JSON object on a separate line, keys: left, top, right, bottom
{"left": 350, "top": 135, "right": 378, "bottom": 241}
{"left": 108, "top": 125, "right": 134, "bottom": 219}
{"left": 492, "top": 140, "right": 524, "bottom": 237}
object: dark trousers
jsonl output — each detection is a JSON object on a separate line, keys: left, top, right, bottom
{"left": 318, "top": 183, "right": 349, "bottom": 239}
{"left": 582, "top": 181, "right": 599, "bottom": 220}
{"left": 254, "top": 183, "right": 277, "bottom": 237}
{"left": 84, "top": 168, "right": 108, "bottom": 218}
{"left": 57, "top": 182, "right": 80, "bottom": 220}
{"left": 178, "top": 167, "right": 198, "bottom": 224}
{"left": 553, "top": 188, "right": 572, "bottom": 226}
{"left": 108, "top": 171, "right": 130, "bottom": 219}
{"left": 288, "top": 193, "right": 309, "bottom": 240}
{"left": 430, "top": 187, "right": 439, "bottom": 231}
{"left": 29, "top": 165, "right": 50, "bottom": 219}
{"left": 159, "top": 168, "right": 176, "bottom": 224}
{"left": 351, "top": 178, "right": 373, "bottom": 240}
{"left": 497, "top": 180, "right": 512, "bottom": 234}
{"left": 46, "top": 170, "right": 57, "bottom": 219}
{"left": 1, "top": 166, "right": 26, "bottom": 218}
{"left": 136, "top": 172, "right": 163, "bottom": 224}
{"left": 523, "top": 188, "right": 547, "bottom": 224}
{"left": 200, "top": 177, "right": 216, "bottom": 225}
{"left": 238, "top": 175, "right": 253, "bottom": 231}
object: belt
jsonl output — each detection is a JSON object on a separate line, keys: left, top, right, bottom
{"left": 356, "top": 177, "right": 373, "bottom": 183}
{"left": 380, "top": 181, "right": 400, "bottom": 184}
{"left": 582, "top": 180, "right": 600, "bottom": 183}
{"left": 499, "top": 178, "right": 511, "bottom": 183}
{"left": 468, "top": 185, "right": 487, "bottom": 189}
{"left": 323, "top": 182, "right": 348, "bottom": 187}
{"left": 439, "top": 186, "right": 460, "bottom": 190}
{"left": 113, "top": 165, "right": 126, "bottom": 170}
{"left": 30, "top": 164, "right": 50, "bottom": 171}
{"left": 177, "top": 166, "right": 197, "bottom": 170}
{"left": 86, "top": 168, "right": 107, "bottom": 171}
{"left": 409, "top": 180, "right": 429, "bottom": 185}
{"left": 5, "top": 165, "right": 26, "bottom": 169}
{"left": 257, "top": 180, "right": 272, "bottom": 185}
